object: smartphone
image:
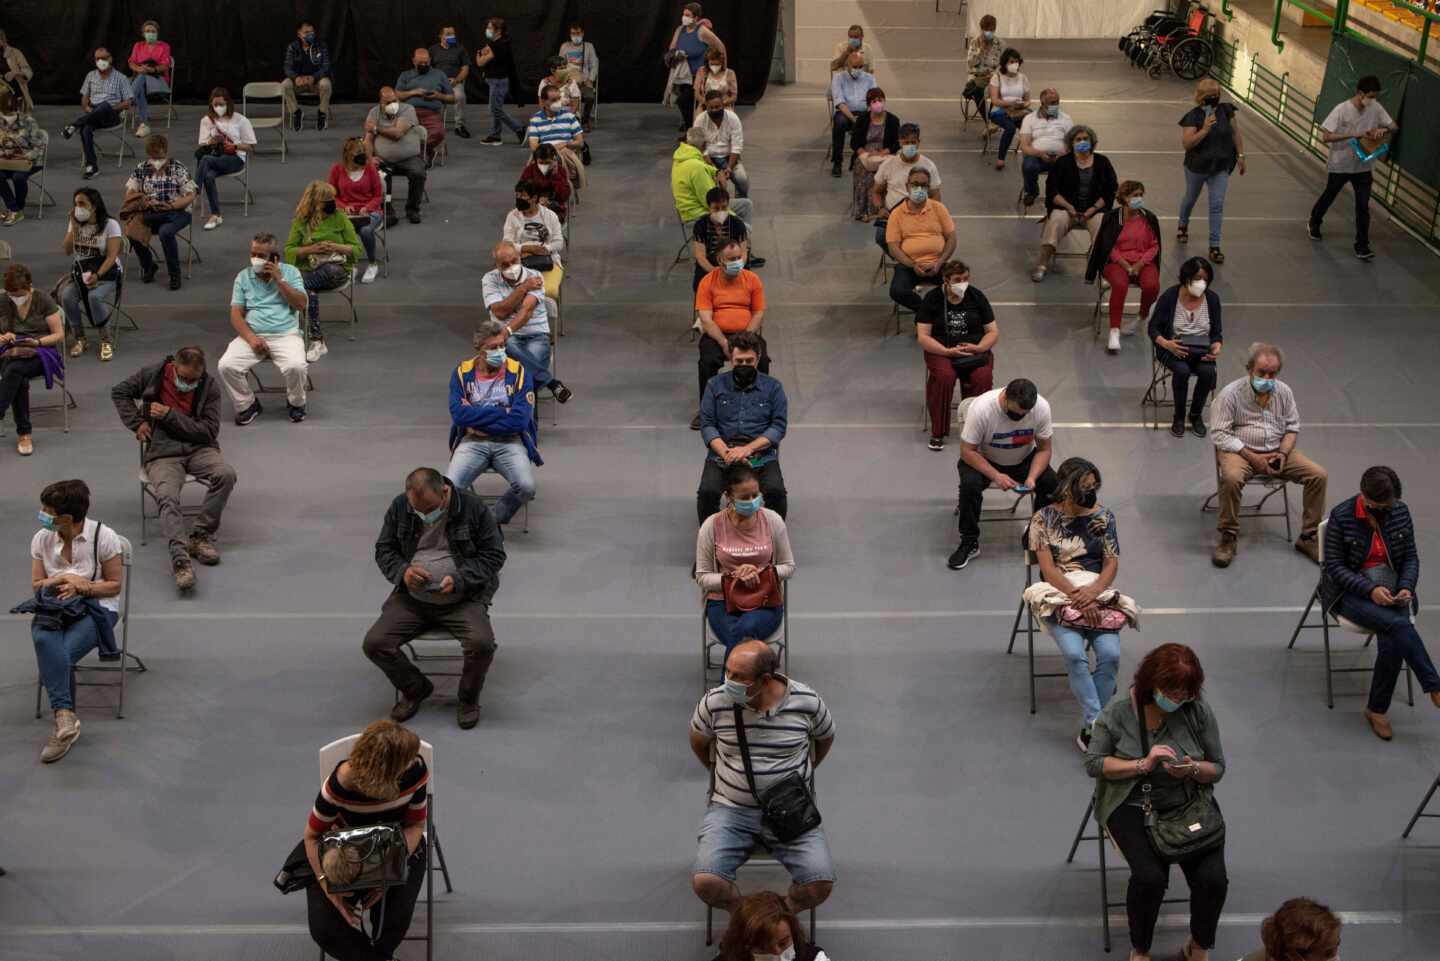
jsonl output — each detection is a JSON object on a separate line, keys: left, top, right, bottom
{"left": 1202, "top": 104, "right": 1215, "bottom": 119}
{"left": 1013, "top": 484, "right": 1032, "bottom": 494}
{"left": 1163, "top": 755, "right": 1194, "bottom": 770}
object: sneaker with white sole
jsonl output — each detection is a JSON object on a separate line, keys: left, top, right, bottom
{"left": 41, "top": 709, "right": 81, "bottom": 763}
{"left": 1107, "top": 328, "right": 1121, "bottom": 354}
{"left": 204, "top": 215, "right": 223, "bottom": 230}
{"left": 306, "top": 340, "right": 328, "bottom": 363}
{"left": 361, "top": 263, "right": 379, "bottom": 284}
{"left": 135, "top": 123, "right": 151, "bottom": 138}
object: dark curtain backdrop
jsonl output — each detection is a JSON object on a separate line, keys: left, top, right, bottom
{"left": 4, "top": 0, "right": 779, "bottom": 107}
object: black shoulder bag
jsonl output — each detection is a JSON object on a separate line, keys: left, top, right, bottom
{"left": 1137, "top": 703, "right": 1225, "bottom": 861}
{"left": 732, "top": 705, "right": 822, "bottom": 843}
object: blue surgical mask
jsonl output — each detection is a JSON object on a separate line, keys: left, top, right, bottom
{"left": 38, "top": 510, "right": 57, "bottom": 530}
{"left": 302, "top": 32, "right": 315, "bottom": 43}
{"left": 173, "top": 375, "right": 198, "bottom": 393}
{"left": 848, "top": 37, "right": 862, "bottom": 48}
{"left": 900, "top": 144, "right": 919, "bottom": 159}
{"left": 444, "top": 36, "right": 457, "bottom": 47}
{"left": 909, "top": 185, "right": 928, "bottom": 204}
{"left": 1128, "top": 196, "right": 1145, "bottom": 209}
{"left": 723, "top": 677, "right": 752, "bottom": 704}
{"left": 1251, "top": 376, "right": 1275, "bottom": 394}
{"left": 415, "top": 502, "right": 445, "bottom": 525}
{"left": 485, "top": 28, "right": 496, "bottom": 40}
{"left": 847, "top": 67, "right": 861, "bottom": 79}
{"left": 723, "top": 259, "right": 744, "bottom": 276}
{"left": 1042, "top": 104, "right": 1057, "bottom": 118}
{"left": 1074, "top": 140, "right": 1093, "bottom": 154}
{"left": 733, "top": 494, "right": 763, "bottom": 516}
{"left": 1153, "top": 692, "right": 1186, "bottom": 713}
{"left": 484, "top": 348, "right": 508, "bottom": 369}
{"left": 983, "top": 30, "right": 995, "bottom": 40}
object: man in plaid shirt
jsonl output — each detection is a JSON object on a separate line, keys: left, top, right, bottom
{"left": 124, "top": 134, "right": 196, "bottom": 291}
{"left": 62, "top": 47, "right": 133, "bottom": 178}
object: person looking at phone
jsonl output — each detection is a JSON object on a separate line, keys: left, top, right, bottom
{"left": 1321, "top": 466, "right": 1440, "bottom": 741}
{"left": 1148, "top": 256, "right": 1222, "bottom": 439}
{"left": 1084, "top": 642, "right": 1228, "bottom": 961}
{"left": 1177, "top": 78, "right": 1245, "bottom": 265}
{"left": 217, "top": 232, "right": 309, "bottom": 426}
{"left": 1208, "top": 342, "right": 1327, "bottom": 568}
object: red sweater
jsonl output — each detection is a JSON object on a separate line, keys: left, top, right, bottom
{"left": 326, "top": 162, "right": 383, "bottom": 215}
{"left": 520, "top": 160, "right": 570, "bottom": 222}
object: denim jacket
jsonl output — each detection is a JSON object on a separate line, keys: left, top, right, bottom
{"left": 1321, "top": 495, "right": 1419, "bottom": 614}
{"left": 12, "top": 589, "right": 119, "bottom": 657}
{"left": 700, "top": 370, "right": 788, "bottom": 467}
{"left": 374, "top": 489, "right": 506, "bottom": 603}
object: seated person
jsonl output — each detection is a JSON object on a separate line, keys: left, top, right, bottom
{"left": 539, "top": 56, "right": 583, "bottom": 117}
{"left": 849, "top": 87, "right": 897, "bottom": 222}
{"left": 871, "top": 121, "right": 941, "bottom": 247}
{"left": 691, "top": 186, "right": 754, "bottom": 291}
{"left": 503, "top": 179, "right": 565, "bottom": 300}
{"left": 217, "top": 233, "right": 310, "bottom": 426}
{"left": 950, "top": 377, "right": 1058, "bottom": 571}
{"left": 120, "top": 133, "right": 195, "bottom": 291}
{"left": 126, "top": 20, "right": 172, "bottom": 138}
{"left": 1322, "top": 465, "right": 1440, "bottom": 741}
{"left": 62, "top": 49, "right": 133, "bottom": 179}
{"left": 396, "top": 47, "right": 455, "bottom": 159}
{"left": 428, "top": 25, "right": 471, "bottom": 138}
{"left": 446, "top": 320, "right": 541, "bottom": 528}
{"left": 1149, "top": 256, "right": 1222, "bottom": 438}
{"left": 965, "top": 16, "right": 1002, "bottom": 122}
{"left": 693, "top": 88, "right": 747, "bottom": 198}
{"left": 521, "top": 143, "right": 571, "bottom": 223}
{"left": 828, "top": 51, "right": 876, "bottom": 178}
{"left": 696, "top": 47, "right": 738, "bottom": 111}
{"left": 1085, "top": 180, "right": 1161, "bottom": 355}
{"left": 328, "top": 137, "right": 385, "bottom": 284}
{"left": 1032, "top": 125, "right": 1113, "bottom": 282}
{"left": 695, "top": 464, "right": 795, "bottom": 662}
{"left": 0, "top": 88, "right": 46, "bottom": 226}
{"left": 1, "top": 29, "right": 36, "bottom": 112}
{"left": 1208, "top": 342, "right": 1327, "bottom": 568}
{"left": 364, "top": 468, "right": 505, "bottom": 728}
{"left": 527, "top": 86, "right": 586, "bottom": 190}
{"left": 830, "top": 24, "right": 873, "bottom": 73}
{"left": 694, "top": 241, "right": 767, "bottom": 422}
{"left": 282, "top": 21, "right": 332, "bottom": 131}
{"left": 674, "top": 126, "right": 753, "bottom": 227}
{"left": 196, "top": 87, "right": 257, "bottom": 232}
{"left": 0, "top": 263, "right": 65, "bottom": 457}
{"left": 558, "top": 23, "right": 599, "bottom": 129}
{"left": 284, "top": 180, "right": 362, "bottom": 362}
{"left": 712, "top": 891, "right": 831, "bottom": 961}
{"left": 986, "top": 48, "right": 1030, "bottom": 169}
{"left": 60, "top": 187, "right": 124, "bottom": 360}
{"left": 111, "top": 345, "right": 237, "bottom": 591}
{"left": 697, "top": 332, "right": 787, "bottom": 522}
{"left": 917, "top": 260, "right": 997, "bottom": 451}
{"left": 689, "top": 641, "right": 835, "bottom": 917}
{"left": 885, "top": 167, "right": 955, "bottom": 313}
{"left": 364, "top": 86, "right": 427, "bottom": 226}
{"left": 27, "top": 479, "right": 124, "bottom": 763}
{"left": 482, "top": 241, "right": 571, "bottom": 404}
{"left": 1241, "top": 898, "right": 1341, "bottom": 961}
{"left": 1017, "top": 87, "right": 1072, "bottom": 206}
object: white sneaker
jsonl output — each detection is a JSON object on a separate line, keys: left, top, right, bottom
{"left": 135, "top": 123, "right": 151, "bottom": 138}
{"left": 203, "top": 215, "right": 223, "bottom": 231}
{"left": 361, "top": 263, "right": 379, "bottom": 284}
{"left": 306, "top": 341, "right": 328, "bottom": 363}
{"left": 1120, "top": 309, "right": 1142, "bottom": 336}
{"left": 1107, "top": 328, "right": 1121, "bottom": 354}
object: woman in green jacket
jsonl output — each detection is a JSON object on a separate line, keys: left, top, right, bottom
{"left": 285, "top": 180, "right": 361, "bottom": 362}
{"left": 1084, "top": 642, "right": 1228, "bottom": 961}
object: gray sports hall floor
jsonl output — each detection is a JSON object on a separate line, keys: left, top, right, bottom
{"left": 3, "top": 33, "right": 1440, "bottom": 961}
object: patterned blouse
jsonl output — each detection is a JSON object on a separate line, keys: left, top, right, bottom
{"left": 0, "top": 112, "right": 46, "bottom": 165}
{"left": 1027, "top": 505, "right": 1120, "bottom": 575}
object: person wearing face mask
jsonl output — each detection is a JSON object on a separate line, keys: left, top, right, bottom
{"left": 713, "top": 891, "right": 831, "bottom": 961}
{"left": 126, "top": 20, "right": 172, "bottom": 138}
{"left": 674, "top": 127, "right": 755, "bottom": 232}
{"left": 0, "top": 88, "right": 46, "bottom": 226}
{"left": 284, "top": 181, "right": 362, "bottom": 363}
{"left": 1017, "top": 88, "right": 1072, "bottom": 206}
{"left": 694, "top": 243, "right": 769, "bottom": 424}
{"left": 1241, "top": 897, "right": 1342, "bottom": 961}
{"left": 827, "top": 51, "right": 876, "bottom": 178}
{"left": 196, "top": 87, "right": 256, "bottom": 232}
{"left": 697, "top": 332, "right": 787, "bottom": 521}
{"left": 445, "top": 319, "right": 541, "bottom": 530}
{"left": 427, "top": 25, "right": 471, "bottom": 138}
{"left": 121, "top": 133, "right": 196, "bottom": 292}
{"left": 689, "top": 640, "right": 835, "bottom": 919}
{"left": 365, "top": 468, "right": 505, "bottom": 730}
{"left": 0, "top": 29, "right": 36, "bottom": 113}
{"left": 964, "top": 16, "right": 1002, "bottom": 125}
{"left": 60, "top": 188, "right": 123, "bottom": 360}
{"left": 1310, "top": 74, "right": 1398, "bottom": 262}
{"left": 691, "top": 187, "right": 759, "bottom": 293}
{"left": 396, "top": 47, "right": 455, "bottom": 160}
{"left": 1321, "top": 466, "right": 1440, "bottom": 740}
{"left": 327, "top": 138, "right": 384, "bottom": 284}
{"left": 697, "top": 47, "right": 738, "bottom": 112}
{"left": 62, "top": 47, "right": 134, "bottom": 179}
{"left": 1032, "top": 124, "right": 1114, "bottom": 283}
{"left": 111, "top": 345, "right": 236, "bottom": 592}
{"left": 1026, "top": 458, "right": 1134, "bottom": 750}
{"left": 829, "top": 24, "right": 872, "bottom": 73}
{"left": 950, "top": 378, "right": 1057, "bottom": 570}
{"left": 26, "top": 480, "right": 126, "bottom": 763}
{"left": 1178, "top": 78, "right": 1245, "bottom": 264}
{"left": 695, "top": 465, "right": 795, "bottom": 661}
{"left": 986, "top": 48, "right": 1030, "bottom": 169}
{"left": 885, "top": 167, "right": 956, "bottom": 314}
{"left": 0, "top": 263, "right": 65, "bottom": 456}
{"left": 503, "top": 179, "right": 565, "bottom": 299}
{"left": 669, "top": 3, "right": 726, "bottom": 131}
{"left": 1086, "top": 180, "right": 1161, "bottom": 355}
{"left": 871, "top": 122, "right": 942, "bottom": 237}
{"left": 540, "top": 56, "right": 584, "bottom": 119}
{"left": 916, "top": 260, "right": 997, "bottom": 451}
{"left": 1148, "top": 257, "right": 1223, "bottom": 438}
{"left": 282, "top": 21, "right": 332, "bottom": 132}
{"left": 476, "top": 17, "right": 527, "bottom": 145}
{"left": 1208, "top": 342, "right": 1327, "bottom": 568}
{"left": 694, "top": 88, "right": 748, "bottom": 198}
{"left": 521, "top": 143, "right": 572, "bottom": 223}
{"left": 364, "top": 86, "right": 427, "bottom": 226}
{"left": 1084, "top": 643, "right": 1228, "bottom": 961}
{"left": 526, "top": 85, "right": 588, "bottom": 190}
{"left": 558, "top": 22, "right": 600, "bottom": 130}
{"left": 217, "top": 232, "right": 309, "bottom": 426}
{"left": 847, "top": 87, "right": 898, "bottom": 220}
{"left": 482, "top": 241, "right": 572, "bottom": 405}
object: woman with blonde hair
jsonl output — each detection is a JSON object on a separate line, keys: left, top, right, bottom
{"left": 327, "top": 137, "right": 384, "bottom": 284}
{"left": 284, "top": 179, "right": 361, "bottom": 362}
{"left": 1177, "top": 77, "right": 1245, "bottom": 264}
{"left": 302, "top": 719, "right": 429, "bottom": 961}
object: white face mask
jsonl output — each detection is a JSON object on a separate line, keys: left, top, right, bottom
{"left": 213, "top": 103, "right": 228, "bottom": 116}
{"left": 501, "top": 264, "right": 523, "bottom": 282}
{"left": 949, "top": 280, "right": 969, "bottom": 297}
{"left": 250, "top": 256, "right": 269, "bottom": 274}
{"left": 682, "top": 14, "right": 696, "bottom": 26}
{"left": 0, "top": 114, "right": 15, "bottom": 124}
{"left": 384, "top": 101, "right": 400, "bottom": 116}
{"left": 710, "top": 209, "right": 729, "bottom": 223}
{"left": 96, "top": 58, "right": 111, "bottom": 71}
{"left": 8, "top": 291, "right": 32, "bottom": 307}
{"left": 148, "top": 158, "right": 167, "bottom": 169}
{"left": 1006, "top": 62, "right": 1019, "bottom": 75}
{"left": 754, "top": 947, "right": 796, "bottom": 961}
{"left": 571, "top": 35, "right": 583, "bottom": 44}
{"left": 73, "top": 206, "right": 92, "bottom": 223}
{"left": 710, "top": 63, "right": 722, "bottom": 73}
{"left": 1188, "top": 279, "right": 1208, "bottom": 297}
{"left": 537, "top": 163, "right": 552, "bottom": 175}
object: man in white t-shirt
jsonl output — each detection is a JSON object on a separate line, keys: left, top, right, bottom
{"left": 949, "top": 378, "right": 1058, "bottom": 570}
{"left": 1308, "top": 75, "right": 1397, "bottom": 261}
{"left": 871, "top": 122, "right": 942, "bottom": 250}
{"left": 1018, "top": 88, "right": 1072, "bottom": 207}
{"left": 693, "top": 88, "right": 748, "bottom": 198}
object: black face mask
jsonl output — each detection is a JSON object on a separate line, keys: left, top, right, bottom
{"left": 732, "top": 364, "right": 758, "bottom": 389}
{"left": 707, "top": 109, "right": 725, "bottom": 123}
{"left": 322, "top": 200, "right": 337, "bottom": 215}
{"left": 1202, "top": 95, "right": 1220, "bottom": 107}
{"left": 515, "top": 197, "right": 530, "bottom": 211}
{"left": 415, "top": 63, "right": 430, "bottom": 74}
{"left": 1004, "top": 408, "right": 1026, "bottom": 422}
{"left": 1076, "top": 490, "right": 1098, "bottom": 509}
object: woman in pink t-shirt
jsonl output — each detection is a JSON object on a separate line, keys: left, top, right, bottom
{"left": 1086, "top": 179, "right": 1162, "bottom": 355}
{"left": 127, "top": 20, "right": 173, "bottom": 136}
{"left": 695, "top": 466, "right": 796, "bottom": 662}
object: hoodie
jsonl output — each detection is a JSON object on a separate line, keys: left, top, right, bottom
{"left": 672, "top": 142, "right": 719, "bottom": 223}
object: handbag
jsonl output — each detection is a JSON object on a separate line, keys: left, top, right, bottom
{"left": 1137, "top": 703, "right": 1225, "bottom": 860}
{"left": 315, "top": 823, "right": 409, "bottom": 893}
{"left": 733, "top": 706, "right": 822, "bottom": 843}
{"left": 521, "top": 253, "right": 554, "bottom": 272}
{"left": 1058, "top": 604, "right": 1129, "bottom": 631}
{"left": 723, "top": 566, "right": 783, "bottom": 614}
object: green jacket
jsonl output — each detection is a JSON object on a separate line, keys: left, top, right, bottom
{"left": 672, "top": 142, "right": 718, "bottom": 223}
{"left": 1083, "top": 691, "right": 1226, "bottom": 830}
{"left": 284, "top": 212, "right": 362, "bottom": 271}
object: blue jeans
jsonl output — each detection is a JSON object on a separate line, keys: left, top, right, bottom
{"left": 693, "top": 802, "right": 836, "bottom": 885}
{"left": 301, "top": 262, "right": 348, "bottom": 338}
{"left": 989, "top": 108, "right": 1018, "bottom": 160}
{"left": 196, "top": 153, "right": 245, "bottom": 215}
{"left": 33, "top": 609, "right": 120, "bottom": 712}
{"left": 506, "top": 329, "right": 554, "bottom": 389}
{"left": 129, "top": 209, "right": 191, "bottom": 277}
{"left": 61, "top": 278, "right": 117, "bottom": 339}
{"left": 1179, "top": 168, "right": 1230, "bottom": 246}
{"left": 445, "top": 438, "right": 536, "bottom": 525}
{"left": 0, "top": 165, "right": 39, "bottom": 212}
{"left": 705, "top": 599, "right": 783, "bottom": 663}
{"left": 713, "top": 155, "right": 749, "bottom": 198}
{"left": 1048, "top": 620, "right": 1121, "bottom": 727}
{"left": 131, "top": 74, "right": 170, "bottom": 122}
{"left": 1021, "top": 154, "right": 1054, "bottom": 197}
{"left": 487, "top": 78, "right": 525, "bottom": 137}
{"left": 351, "top": 211, "right": 383, "bottom": 263}
{"left": 1334, "top": 593, "right": 1440, "bottom": 713}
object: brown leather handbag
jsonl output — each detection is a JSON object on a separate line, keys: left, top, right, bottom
{"left": 722, "top": 566, "right": 783, "bottom": 613}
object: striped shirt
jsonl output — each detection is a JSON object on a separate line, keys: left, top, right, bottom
{"left": 691, "top": 676, "right": 835, "bottom": 809}
{"left": 308, "top": 757, "right": 429, "bottom": 833}
{"left": 1172, "top": 296, "right": 1211, "bottom": 341}
{"left": 80, "top": 69, "right": 133, "bottom": 108}
{"left": 1209, "top": 376, "right": 1301, "bottom": 454}
{"left": 526, "top": 108, "right": 582, "bottom": 146}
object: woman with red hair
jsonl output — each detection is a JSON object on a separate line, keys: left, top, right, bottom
{"left": 1240, "top": 897, "right": 1341, "bottom": 961}
{"left": 1084, "top": 643, "right": 1228, "bottom": 961}
{"left": 713, "top": 891, "right": 829, "bottom": 961}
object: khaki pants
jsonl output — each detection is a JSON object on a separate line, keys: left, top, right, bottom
{"left": 1215, "top": 449, "right": 1328, "bottom": 537}
{"left": 1040, "top": 208, "right": 1100, "bottom": 252}
{"left": 281, "top": 76, "right": 332, "bottom": 114}
{"left": 145, "top": 448, "right": 238, "bottom": 563}
{"left": 218, "top": 332, "right": 309, "bottom": 410}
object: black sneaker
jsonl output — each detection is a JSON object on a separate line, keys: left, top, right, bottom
{"left": 82, "top": 165, "right": 99, "bottom": 180}
{"left": 390, "top": 679, "right": 435, "bottom": 722}
{"left": 928, "top": 436, "right": 944, "bottom": 451}
{"left": 62, "top": 125, "right": 76, "bottom": 140}
{"left": 1307, "top": 221, "right": 1322, "bottom": 241}
{"left": 1190, "top": 417, "right": 1207, "bottom": 438}
{"left": 290, "top": 109, "right": 302, "bottom": 132}
{"left": 234, "top": 400, "right": 262, "bottom": 426}
{"left": 140, "top": 263, "right": 159, "bottom": 284}
{"left": 287, "top": 403, "right": 306, "bottom": 423}
{"left": 1355, "top": 243, "right": 1375, "bottom": 261}
{"left": 747, "top": 255, "right": 767, "bottom": 269}
{"left": 947, "top": 539, "right": 980, "bottom": 570}
{"left": 384, "top": 204, "right": 400, "bottom": 228}
{"left": 316, "top": 111, "right": 328, "bottom": 132}
{"left": 1021, "top": 192, "right": 1037, "bottom": 207}
{"left": 455, "top": 124, "right": 472, "bottom": 139}
{"left": 481, "top": 134, "right": 502, "bottom": 146}
{"left": 1076, "top": 727, "right": 1092, "bottom": 752}
{"left": 168, "top": 274, "right": 181, "bottom": 291}
{"left": 550, "top": 380, "right": 573, "bottom": 403}
{"left": 407, "top": 209, "right": 422, "bottom": 225}
{"left": 690, "top": 412, "right": 702, "bottom": 430}
{"left": 515, "top": 129, "right": 528, "bottom": 145}
{"left": 830, "top": 164, "right": 841, "bottom": 178}
{"left": 1170, "top": 418, "right": 1186, "bottom": 438}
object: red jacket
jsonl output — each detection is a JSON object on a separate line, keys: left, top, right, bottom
{"left": 520, "top": 160, "right": 570, "bottom": 222}
{"left": 326, "top": 162, "right": 383, "bottom": 215}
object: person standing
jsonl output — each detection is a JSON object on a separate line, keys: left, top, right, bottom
{"left": 429, "top": 25, "right": 471, "bottom": 138}
{"left": 668, "top": 3, "right": 726, "bottom": 131}
{"left": 126, "top": 19, "right": 172, "bottom": 138}
{"left": 476, "top": 17, "right": 526, "bottom": 145}
{"left": 1308, "top": 75, "right": 1397, "bottom": 261}
{"left": 1177, "top": 78, "right": 1245, "bottom": 265}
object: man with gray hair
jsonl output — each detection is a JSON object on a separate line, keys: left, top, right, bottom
{"left": 1209, "top": 342, "right": 1328, "bottom": 568}
{"left": 217, "top": 232, "right": 310, "bottom": 425}
{"left": 1018, "top": 87, "right": 1072, "bottom": 207}
{"left": 364, "top": 467, "right": 506, "bottom": 729}
{"left": 673, "top": 125, "right": 753, "bottom": 227}
{"left": 482, "top": 241, "right": 571, "bottom": 404}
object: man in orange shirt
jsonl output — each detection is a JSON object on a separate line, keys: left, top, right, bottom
{"left": 885, "top": 167, "right": 956, "bottom": 313}
{"left": 692, "top": 239, "right": 768, "bottom": 429}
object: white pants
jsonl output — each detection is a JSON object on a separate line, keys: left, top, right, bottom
{"left": 218, "top": 332, "right": 308, "bottom": 410}
{"left": 451, "top": 85, "right": 466, "bottom": 125}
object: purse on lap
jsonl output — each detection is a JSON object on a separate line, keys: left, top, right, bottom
{"left": 1137, "top": 703, "right": 1225, "bottom": 860}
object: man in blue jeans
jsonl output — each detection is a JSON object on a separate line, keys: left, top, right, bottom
{"left": 123, "top": 134, "right": 195, "bottom": 291}
{"left": 1321, "top": 466, "right": 1440, "bottom": 741}
{"left": 62, "top": 48, "right": 134, "bottom": 179}
{"left": 482, "top": 242, "right": 572, "bottom": 405}
{"left": 445, "top": 319, "right": 541, "bottom": 528}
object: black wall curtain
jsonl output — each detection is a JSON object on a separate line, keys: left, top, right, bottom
{"left": 5, "top": 0, "right": 779, "bottom": 107}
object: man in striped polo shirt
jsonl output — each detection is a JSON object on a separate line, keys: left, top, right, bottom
{"left": 526, "top": 85, "right": 586, "bottom": 189}
{"left": 689, "top": 639, "right": 837, "bottom": 916}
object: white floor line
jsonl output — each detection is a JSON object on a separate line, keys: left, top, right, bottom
{"left": 113, "top": 299, "right": 1438, "bottom": 311}
{"left": 788, "top": 147, "right": 1292, "bottom": 156}
{"left": 795, "top": 58, "right": 1123, "bottom": 65}
{"left": 804, "top": 96, "right": 1191, "bottom": 104}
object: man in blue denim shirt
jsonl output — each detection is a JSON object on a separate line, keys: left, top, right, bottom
{"left": 697, "top": 331, "right": 788, "bottom": 522}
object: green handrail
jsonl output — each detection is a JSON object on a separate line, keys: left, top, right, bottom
{"left": 1221, "top": 0, "right": 1235, "bottom": 19}
{"left": 1273, "top": 0, "right": 1289, "bottom": 50}
{"left": 1391, "top": 0, "right": 1440, "bottom": 22}
{"left": 1334, "top": 0, "right": 1352, "bottom": 36}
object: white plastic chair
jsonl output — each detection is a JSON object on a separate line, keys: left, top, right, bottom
{"left": 242, "top": 82, "right": 289, "bottom": 162}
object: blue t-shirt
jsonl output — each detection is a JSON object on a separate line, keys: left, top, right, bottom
{"left": 231, "top": 263, "right": 304, "bottom": 335}
{"left": 395, "top": 69, "right": 454, "bottom": 115}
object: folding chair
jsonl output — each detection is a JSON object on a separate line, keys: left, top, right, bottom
{"left": 1287, "top": 519, "right": 1414, "bottom": 709}
{"left": 242, "top": 82, "right": 289, "bottom": 162}
{"left": 316, "top": 734, "right": 453, "bottom": 961}
{"left": 91, "top": 107, "right": 134, "bottom": 169}
{"left": 672, "top": 210, "right": 697, "bottom": 268}
{"left": 1091, "top": 278, "right": 1145, "bottom": 340}
{"left": 1200, "top": 454, "right": 1293, "bottom": 540}
{"left": 473, "top": 477, "right": 530, "bottom": 534}
{"left": 34, "top": 532, "right": 145, "bottom": 719}
{"left": 138, "top": 443, "right": 204, "bottom": 546}
{"left": 201, "top": 160, "right": 253, "bottom": 218}
{"left": 151, "top": 58, "right": 179, "bottom": 129}
{"left": 247, "top": 309, "right": 316, "bottom": 394}
{"left": 316, "top": 267, "right": 359, "bottom": 341}
{"left": 102, "top": 271, "right": 141, "bottom": 341}
{"left": 1403, "top": 770, "right": 1440, "bottom": 838}
{"left": 979, "top": 104, "right": 1027, "bottom": 162}
{"left": 1140, "top": 355, "right": 1174, "bottom": 430}
{"left": 27, "top": 140, "right": 57, "bottom": 219}
{"left": 127, "top": 215, "right": 202, "bottom": 281}
{"left": 701, "top": 582, "right": 789, "bottom": 696}
{"left": 1006, "top": 547, "right": 1084, "bottom": 715}
{"left": 26, "top": 333, "right": 76, "bottom": 432}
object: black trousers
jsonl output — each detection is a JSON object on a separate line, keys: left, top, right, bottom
{"left": 830, "top": 111, "right": 854, "bottom": 169}
{"left": 0, "top": 355, "right": 43, "bottom": 436}
{"left": 697, "top": 458, "right": 787, "bottom": 523}
{"left": 675, "top": 83, "right": 695, "bottom": 128}
{"left": 362, "top": 592, "right": 497, "bottom": 704}
{"left": 1158, "top": 351, "right": 1217, "bottom": 423}
{"left": 698, "top": 334, "right": 770, "bottom": 402}
{"left": 307, "top": 840, "right": 427, "bottom": 961}
{"left": 1107, "top": 804, "right": 1229, "bottom": 953}
{"left": 1310, "top": 170, "right": 1372, "bottom": 246}
{"left": 956, "top": 451, "right": 1056, "bottom": 541}
{"left": 379, "top": 158, "right": 426, "bottom": 214}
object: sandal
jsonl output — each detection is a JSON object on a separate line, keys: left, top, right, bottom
{"left": 100, "top": 341, "right": 114, "bottom": 362}
{"left": 1176, "top": 225, "right": 1189, "bottom": 243}
{"left": 69, "top": 337, "right": 87, "bottom": 358}
{"left": 1209, "top": 246, "right": 1225, "bottom": 264}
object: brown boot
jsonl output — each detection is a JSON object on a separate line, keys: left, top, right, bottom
{"left": 188, "top": 532, "right": 220, "bottom": 566}
{"left": 173, "top": 558, "right": 197, "bottom": 592}
{"left": 1294, "top": 534, "right": 1320, "bottom": 564}
{"left": 1212, "top": 531, "right": 1238, "bottom": 568}
{"left": 1364, "top": 708, "right": 1393, "bottom": 741}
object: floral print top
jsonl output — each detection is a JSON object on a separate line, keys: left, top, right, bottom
{"left": 1027, "top": 505, "right": 1120, "bottom": 575}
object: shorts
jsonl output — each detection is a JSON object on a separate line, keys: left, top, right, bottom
{"left": 691, "top": 801, "right": 837, "bottom": 885}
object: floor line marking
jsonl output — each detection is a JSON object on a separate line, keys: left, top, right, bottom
{"left": 786, "top": 147, "right": 1291, "bottom": 156}
{"left": 797, "top": 96, "right": 1192, "bottom": 104}
{"left": 111, "top": 299, "right": 1439, "bottom": 310}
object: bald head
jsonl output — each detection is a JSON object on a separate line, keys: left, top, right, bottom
{"left": 846, "top": 51, "right": 865, "bottom": 71}
{"left": 725, "top": 639, "right": 778, "bottom": 683}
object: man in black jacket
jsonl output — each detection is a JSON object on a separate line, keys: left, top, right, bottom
{"left": 364, "top": 467, "right": 506, "bottom": 729}
{"left": 1321, "top": 466, "right": 1440, "bottom": 740}
{"left": 111, "top": 345, "right": 236, "bottom": 592}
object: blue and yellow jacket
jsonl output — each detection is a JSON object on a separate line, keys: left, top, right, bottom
{"left": 447, "top": 356, "right": 542, "bottom": 466}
